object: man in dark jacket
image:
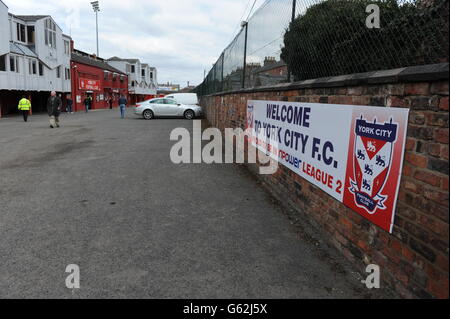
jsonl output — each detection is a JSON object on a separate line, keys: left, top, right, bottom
{"left": 66, "top": 95, "right": 74, "bottom": 114}
{"left": 118, "top": 94, "right": 127, "bottom": 119}
{"left": 47, "top": 91, "right": 62, "bottom": 128}
{"left": 84, "top": 95, "right": 92, "bottom": 113}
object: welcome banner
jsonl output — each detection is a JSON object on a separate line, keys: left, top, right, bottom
{"left": 247, "top": 100, "right": 410, "bottom": 233}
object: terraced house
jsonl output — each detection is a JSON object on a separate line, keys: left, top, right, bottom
{"left": 107, "top": 56, "right": 158, "bottom": 105}
{"left": 0, "top": 0, "right": 71, "bottom": 117}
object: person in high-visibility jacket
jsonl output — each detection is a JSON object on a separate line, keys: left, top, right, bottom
{"left": 18, "top": 95, "right": 31, "bottom": 122}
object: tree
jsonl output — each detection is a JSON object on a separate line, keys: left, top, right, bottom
{"left": 281, "top": 0, "right": 449, "bottom": 81}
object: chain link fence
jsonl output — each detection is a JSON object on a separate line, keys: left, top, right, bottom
{"left": 195, "top": 0, "right": 448, "bottom": 96}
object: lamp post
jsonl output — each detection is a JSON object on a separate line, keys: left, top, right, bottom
{"left": 91, "top": 1, "right": 100, "bottom": 57}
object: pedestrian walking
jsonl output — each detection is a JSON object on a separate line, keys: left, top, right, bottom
{"left": 18, "top": 95, "right": 31, "bottom": 122}
{"left": 66, "top": 95, "right": 73, "bottom": 114}
{"left": 118, "top": 94, "right": 127, "bottom": 119}
{"left": 84, "top": 95, "right": 91, "bottom": 113}
{"left": 47, "top": 91, "right": 62, "bottom": 129}
{"left": 108, "top": 97, "right": 113, "bottom": 110}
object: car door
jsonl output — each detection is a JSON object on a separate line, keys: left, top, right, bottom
{"left": 163, "top": 99, "right": 181, "bottom": 116}
{"left": 149, "top": 99, "right": 165, "bottom": 116}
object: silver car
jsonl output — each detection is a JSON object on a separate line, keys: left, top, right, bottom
{"left": 134, "top": 98, "right": 203, "bottom": 120}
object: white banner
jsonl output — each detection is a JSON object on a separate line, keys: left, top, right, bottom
{"left": 247, "top": 100, "right": 410, "bottom": 233}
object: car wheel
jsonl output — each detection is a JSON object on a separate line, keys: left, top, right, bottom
{"left": 184, "top": 110, "right": 195, "bottom": 120}
{"left": 143, "top": 109, "right": 154, "bottom": 120}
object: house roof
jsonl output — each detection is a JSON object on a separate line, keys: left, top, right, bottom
{"left": 107, "top": 56, "right": 139, "bottom": 63}
{"left": 10, "top": 42, "right": 38, "bottom": 58}
{"left": 252, "top": 60, "right": 287, "bottom": 74}
{"left": 123, "top": 59, "right": 139, "bottom": 63}
{"left": 107, "top": 56, "right": 122, "bottom": 61}
{"left": 72, "top": 53, "right": 126, "bottom": 75}
{"left": 14, "top": 15, "right": 49, "bottom": 22}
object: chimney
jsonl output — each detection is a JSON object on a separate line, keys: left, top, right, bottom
{"left": 264, "top": 56, "right": 276, "bottom": 66}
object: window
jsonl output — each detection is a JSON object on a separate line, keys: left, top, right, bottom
{"left": 150, "top": 72, "right": 153, "bottom": 79}
{"left": 64, "top": 41, "right": 70, "bottom": 55}
{"left": 0, "top": 55, "right": 6, "bottom": 71}
{"left": 17, "top": 23, "right": 26, "bottom": 42}
{"left": 141, "top": 69, "right": 145, "bottom": 77}
{"left": 65, "top": 68, "right": 71, "bottom": 80}
{"left": 131, "top": 81, "right": 135, "bottom": 87}
{"left": 10, "top": 56, "right": 15, "bottom": 72}
{"left": 27, "top": 26, "right": 35, "bottom": 44}
{"left": 130, "top": 65, "right": 135, "bottom": 73}
{"left": 56, "top": 66, "right": 61, "bottom": 78}
{"left": 150, "top": 99, "right": 162, "bottom": 104}
{"left": 10, "top": 56, "right": 19, "bottom": 73}
{"left": 29, "top": 59, "right": 37, "bottom": 75}
{"left": 164, "top": 99, "right": 178, "bottom": 105}
{"left": 39, "top": 62, "right": 44, "bottom": 76}
{"left": 45, "top": 19, "right": 57, "bottom": 48}
{"left": 104, "top": 71, "right": 109, "bottom": 80}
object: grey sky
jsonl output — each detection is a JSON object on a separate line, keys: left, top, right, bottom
{"left": 4, "top": 0, "right": 257, "bottom": 87}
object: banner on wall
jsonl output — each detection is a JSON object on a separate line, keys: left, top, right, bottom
{"left": 79, "top": 78, "right": 100, "bottom": 91}
{"left": 247, "top": 100, "right": 410, "bottom": 233}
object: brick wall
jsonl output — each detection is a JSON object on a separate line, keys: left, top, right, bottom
{"left": 200, "top": 64, "right": 449, "bottom": 299}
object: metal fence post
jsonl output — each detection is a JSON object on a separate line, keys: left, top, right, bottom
{"left": 212, "top": 65, "right": 216, "bottom": 94}
{"left": 221, "top": 53, "right": 224, "bottom": 92}
{"left": 241, "top": 21, "right": 249, "bottom": 89}
{"left": 287, "top": 0, "right": 297, "bottom": 83}
{"left": 292, "top": 0, "right": 296, "bottom": 22}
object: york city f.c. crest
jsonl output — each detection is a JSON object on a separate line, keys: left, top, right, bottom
{"left": 349, "top": 117, "right": 398, "bottom": 214}
{"left": 247, "top": 104, "right": 254, "bottom": 130}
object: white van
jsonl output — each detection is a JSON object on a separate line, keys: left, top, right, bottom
{"left": 165, "top": 93, "right": 198, "bottom": 105}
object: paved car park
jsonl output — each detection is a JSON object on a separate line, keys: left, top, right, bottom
{"left": 0, "top": 110, "right": 390, "bottom": 298}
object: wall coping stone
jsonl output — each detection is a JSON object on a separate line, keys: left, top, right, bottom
{"left": 206, "top": 63, "right": 449, "bottom": 96}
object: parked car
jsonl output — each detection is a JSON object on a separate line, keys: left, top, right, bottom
{"left": 134, "top": 98, "right": 203, "bottom": 120}
{"left": 164, "top": 93, "right": 198, "bottom": 105}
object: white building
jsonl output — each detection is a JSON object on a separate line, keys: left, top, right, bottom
{"left": 107, "top": 57, "right": 157, "bottom": 104}
{"left": 0, "top": 1, "right": 71, "bottom": 116}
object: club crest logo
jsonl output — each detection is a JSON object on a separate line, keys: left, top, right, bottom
{"left": 349, "top": 116, "right": 398, "bottom": 214}
{"left": 247, "top": 104, "right": 254, "bottom": 130}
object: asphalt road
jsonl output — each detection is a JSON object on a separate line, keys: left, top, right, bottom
{"left": 0, "top": 109, "right": 389, "bottom": 299}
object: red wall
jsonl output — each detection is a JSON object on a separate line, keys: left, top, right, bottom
{"left": 70, "top": 61, "right": 129, "bottom": 112}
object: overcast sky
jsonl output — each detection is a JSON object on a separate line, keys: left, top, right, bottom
{"left": 4, "top": 0, "right": 259, "bottom": 87}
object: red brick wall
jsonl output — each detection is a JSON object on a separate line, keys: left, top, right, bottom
{"left": 200, "top": 80, "right": 449, "bottom": 299}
